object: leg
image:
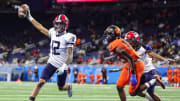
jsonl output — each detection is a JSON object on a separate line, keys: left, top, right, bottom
{"left": 137, "top": 92, "right": 154, "bottom": 101}
{"left": 129, "top": 61, "right": 144, "bottom": 96}
{"left": 29, "top": 63, "right": 57, "bottom": 101}
{"left": 137, "top": 78, "right": 157, "bottom": 101}
{"left": 29, "top": 79, "right": 46, "bottom": 101}
{"left": 57, "top": 70, "right": 68, "bottom": 90}
{"left": 138, "top": 77, "right": 156, "bottom": 92}
{"left": 117, "top": 86, "right": 126, "bottom": 101}
{"left": 116, "top": 64, "right": 131, "bottom": 100}
{"left": 136, "top": 69, "right": 157, "bottom": 94}
{"left": 147, "top": 82, "right": 161, "bottom": 101}
{"left": 58, "top": 84, "right": 70, "bottom": 90}
{"left": 57, "top": 70, "right": 72, "bottom": 97}
{"left": 148, "top": 92, "right": 161, "bottom": 101}
{"left": 156, "top": 76, "right": 165, "bottom": 89}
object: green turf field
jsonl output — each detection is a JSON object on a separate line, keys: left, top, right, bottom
{"left": 0, "top": 82, "right": 179, "bottom": 101}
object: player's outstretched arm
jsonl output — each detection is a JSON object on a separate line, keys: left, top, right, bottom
{"left": 148, "top": 51, "right": 165, "bottom": 61}
{"left": 25, "top": 5, "right": 49, "bottom": 37}
{"left": 144, "top": 44, "right": 175, "bottom": 63}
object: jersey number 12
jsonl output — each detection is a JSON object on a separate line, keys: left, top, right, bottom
{"left": 52, "top": 40, "right": 60, "bottom": 55}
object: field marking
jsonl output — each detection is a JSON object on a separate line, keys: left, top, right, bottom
{"left": 0, "top": 95, "right": 179, "bottom": 98}
{"left": 0, "top": 98, "right": 180, "bottom": 101}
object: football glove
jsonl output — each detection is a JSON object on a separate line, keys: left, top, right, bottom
{"left": 130, "top": 73, "right": 137, "bottom": 86}
{"left": 56, "top": 64, "right": 68, "bottom": 75}
{"left": 163, "top": 58, "right": 175, "bottom": 64}
{"left": 25, "top": 5, "right": 34, "bottom": 22}
{"left": 145, "top": 45, "right": 152, "bottom": 51}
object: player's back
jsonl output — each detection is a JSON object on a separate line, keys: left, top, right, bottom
{"left": 48, "top": 28, "right": 76, "bottom": 68}
{"left": 108, "top": 38, "right": 140, "bottom": 61}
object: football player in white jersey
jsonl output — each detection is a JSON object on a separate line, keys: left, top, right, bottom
{"left": 124, "top": 31, "right": 165, "bottom": 101}
{"left": 109, "top": 31, "right": 170, "bottom": 101}
{"left": 18, "top": 4, "right": 76, "bottom": 101}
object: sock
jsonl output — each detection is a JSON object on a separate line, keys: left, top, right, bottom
{"left": 149, "top": 79, "right": 156, "bottom": 86}
{"left": 145, "top": 83, "right": 150, "bottom": 88}
{"left": 145, "top": 93, "right": 154, "bottom": 101}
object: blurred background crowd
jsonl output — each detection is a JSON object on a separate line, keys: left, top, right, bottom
{"left": 0, "top": 0, "right": 180, "bottom": 66}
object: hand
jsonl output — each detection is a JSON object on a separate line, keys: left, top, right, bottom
{"left": 56, "top": 64, "right": 68, "bottom": 75}
{"left": 26, "top": 5, "right": 31, "bottom": 18}
{"left": 145, "top": 45, "right": 152, "bottom": 51}
{"left": 164, "top": 58, "right": 175, "bottom": 64}
{"left": 130, "top": 73, "right": 137, "bottom": 86}
{"left": 24, "top": 4, "right": 34, "bottom": 22}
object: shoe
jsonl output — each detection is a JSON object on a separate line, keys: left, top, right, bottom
{"left": 68, "top": 84, "right": 72, "bottom": 97}
{"left": 156, "top": 76, "right": 165, "bottom": 89}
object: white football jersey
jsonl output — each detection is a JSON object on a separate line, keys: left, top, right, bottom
{"left": 47, "top": 28, "right": 76, "bottom": 68}
{"left": 137, "top": 46, "right": 155, "bottom": 73}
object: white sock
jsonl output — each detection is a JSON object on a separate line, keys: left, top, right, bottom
{"left": 145, "top": 83, "right": 150, "bottom": 88}
{"left": 149, "top": 79, "right": 156, "bottom": 86}
{"left": 145, "top": 93, "right": 154, "bottom": 101}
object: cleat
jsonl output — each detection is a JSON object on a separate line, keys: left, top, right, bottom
{"left": 68, "top": 84, "right": 72, "bottom": 97}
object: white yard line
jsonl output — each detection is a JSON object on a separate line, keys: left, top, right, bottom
{"left": 0, "top": 98, "right": 179, "bottom": 101}
{"left": 0, "top": 95, "right": 179, "bottom": 98}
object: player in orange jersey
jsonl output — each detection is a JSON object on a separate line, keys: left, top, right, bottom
{"left": 173, "top": 67, "right": 179, "bottom": 87}
{"left": 89, "top": 73, "right": 95, "bottom": 84}
{"left": 95, "top": 74, "right": 102, "bottom": 84}
{"left": 104, "top": 25, "right": 157, "bottom": 101}
{"left": 77, "top": 72, "right": 82, "bottom": 84}
{"left": 167, "top": 65, "right": 173, "bottom": 86}
{"left": 81, "top": 73, "right": 87, "bottom": 84}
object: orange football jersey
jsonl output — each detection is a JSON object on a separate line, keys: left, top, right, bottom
{"left": 108, "top": 38, "right": 140, "bottom": 61}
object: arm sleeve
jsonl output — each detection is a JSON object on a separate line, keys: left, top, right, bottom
{"left": 66, "top": 34, "right": 77, "bottom": 47}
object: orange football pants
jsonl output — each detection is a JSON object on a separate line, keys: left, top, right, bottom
{"left": 174, "top": 76, "right": 177, "bottom": 83}
{"left": 168, "top": 76, "right": 172, "bottom": 82}
{"left": 116, "top": 60, "right": 144, "bottom": 94}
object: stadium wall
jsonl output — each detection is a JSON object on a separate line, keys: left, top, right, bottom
{"left": 0, "top": 64, "right": 175, "bottom": 83}
{"left": 22, "top": 65, "right": 175, "bottom": 84}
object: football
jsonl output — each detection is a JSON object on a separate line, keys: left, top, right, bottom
{"left": 18, "top": 4, "right": 29, "bottom": 18}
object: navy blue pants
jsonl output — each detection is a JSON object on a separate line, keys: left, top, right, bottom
{"left": 41, "top": 63, "right": 67, "bottom": 87}
{"left": 140, "top": 70, "right": 156, "bottom": 93}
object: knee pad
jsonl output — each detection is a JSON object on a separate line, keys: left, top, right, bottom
{"left": 37, "top": 82, "right": 45, "bottom": 88}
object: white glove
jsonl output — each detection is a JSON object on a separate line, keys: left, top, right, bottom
{"left": 160, "top": 58, "right": 175, "bottom": 65}
{"left": 56, "top": 64, "right": 68, "bottom": 75}
{"left": 25, "top": 5, "right": 33, "bottom": 22}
